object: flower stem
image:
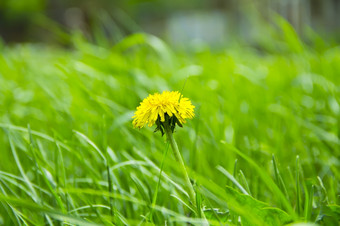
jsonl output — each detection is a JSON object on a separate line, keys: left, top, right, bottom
{"left": 164, "top": 125, "right": 197, "bottom": 209}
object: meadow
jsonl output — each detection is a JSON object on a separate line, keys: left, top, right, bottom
{"left": 0, "top": 21, "right": 339, "bottom": 225}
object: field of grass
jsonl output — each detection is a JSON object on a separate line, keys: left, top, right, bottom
{"left": 0, "top": 22, "right": 339, "bottom": 225}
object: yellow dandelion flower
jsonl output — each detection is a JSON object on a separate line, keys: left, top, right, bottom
{"left": 132, "top": 91, "right": 200, "bottom": 213}
{"left": 132, "top": 91, "right": 195, "bottom": 133}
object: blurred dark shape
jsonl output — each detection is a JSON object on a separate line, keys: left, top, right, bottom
{"left": 0, "top": 0, "right": 339, "bottom": 45}
{"left": 64, "top": 8, "right": 87, "bottom": 34}
{"left": 271, "top": 0, "right": 340, "bottom": 34}
{"left": 0, "top": 0, "right": 46, "bottom": 42}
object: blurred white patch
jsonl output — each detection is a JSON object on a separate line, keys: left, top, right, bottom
{"left": 27, "top": 170, "right": 35, "bottom": 181}
{"left": 207, "top": 80, "right": 219, "bottom": 90}
{"left": 14, "top": 88, "right": 34, "bottom": 103}
{"left": 107, "top": 146, "right": 118, "bottom": 163}
{"left": 189, "top": 128, "right": 196, "bottom": 141}
{"left": 224, "top": 124, "right": 234, "bottom": 144}
{"left": 295, "top": 74, "right": 313, "bottom": 93}
{"left": 301, "top": 95, "right": 314, "bottom": 109}
{"left": 167, "top": 11, "right": 228, "bottom": 47}
{"left": 174, "top": 65, "right": 203, "bottom": 80}
{"left": 240, "top": 101, "right": 249, "bottom": 114}
{"left": 235, "top": 64, "right": 267, "bottom": 86}
{"left": 328, "top": 96, "right": 339, "bottom": 115}
{"left": 315, "top": 100, "right": 325, "bottom": 110}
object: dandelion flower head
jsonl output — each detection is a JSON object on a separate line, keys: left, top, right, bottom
{"left": 132, "top": 91, "right": 195, "bottom": 131}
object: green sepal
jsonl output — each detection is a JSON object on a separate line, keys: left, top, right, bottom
{"left": 175, "top": 117, "right": 183, "bottom": 127}
{"left": 154, "top": 118, "right": 165, "bottom": 136}
{"left": 154, "top": 114, "right": 183, "bottom": 135}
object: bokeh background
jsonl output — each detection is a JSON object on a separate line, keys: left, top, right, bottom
{"left": 0, "top": 0, "right": 339, "bottom": 225}
{"left": 1, "top": 0, "right": 340, "bottom": 46}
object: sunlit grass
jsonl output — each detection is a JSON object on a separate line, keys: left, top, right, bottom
{"left": 0, "top": 23, "right": 339, "bottom": 225}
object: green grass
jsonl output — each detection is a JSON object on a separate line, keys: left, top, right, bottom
{"left": 0, "top": 24, "right": 339, "bottom": 225}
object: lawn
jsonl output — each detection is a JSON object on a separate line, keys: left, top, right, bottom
{"left": 0, "top": 24, "right": 339, "bottom": 225}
